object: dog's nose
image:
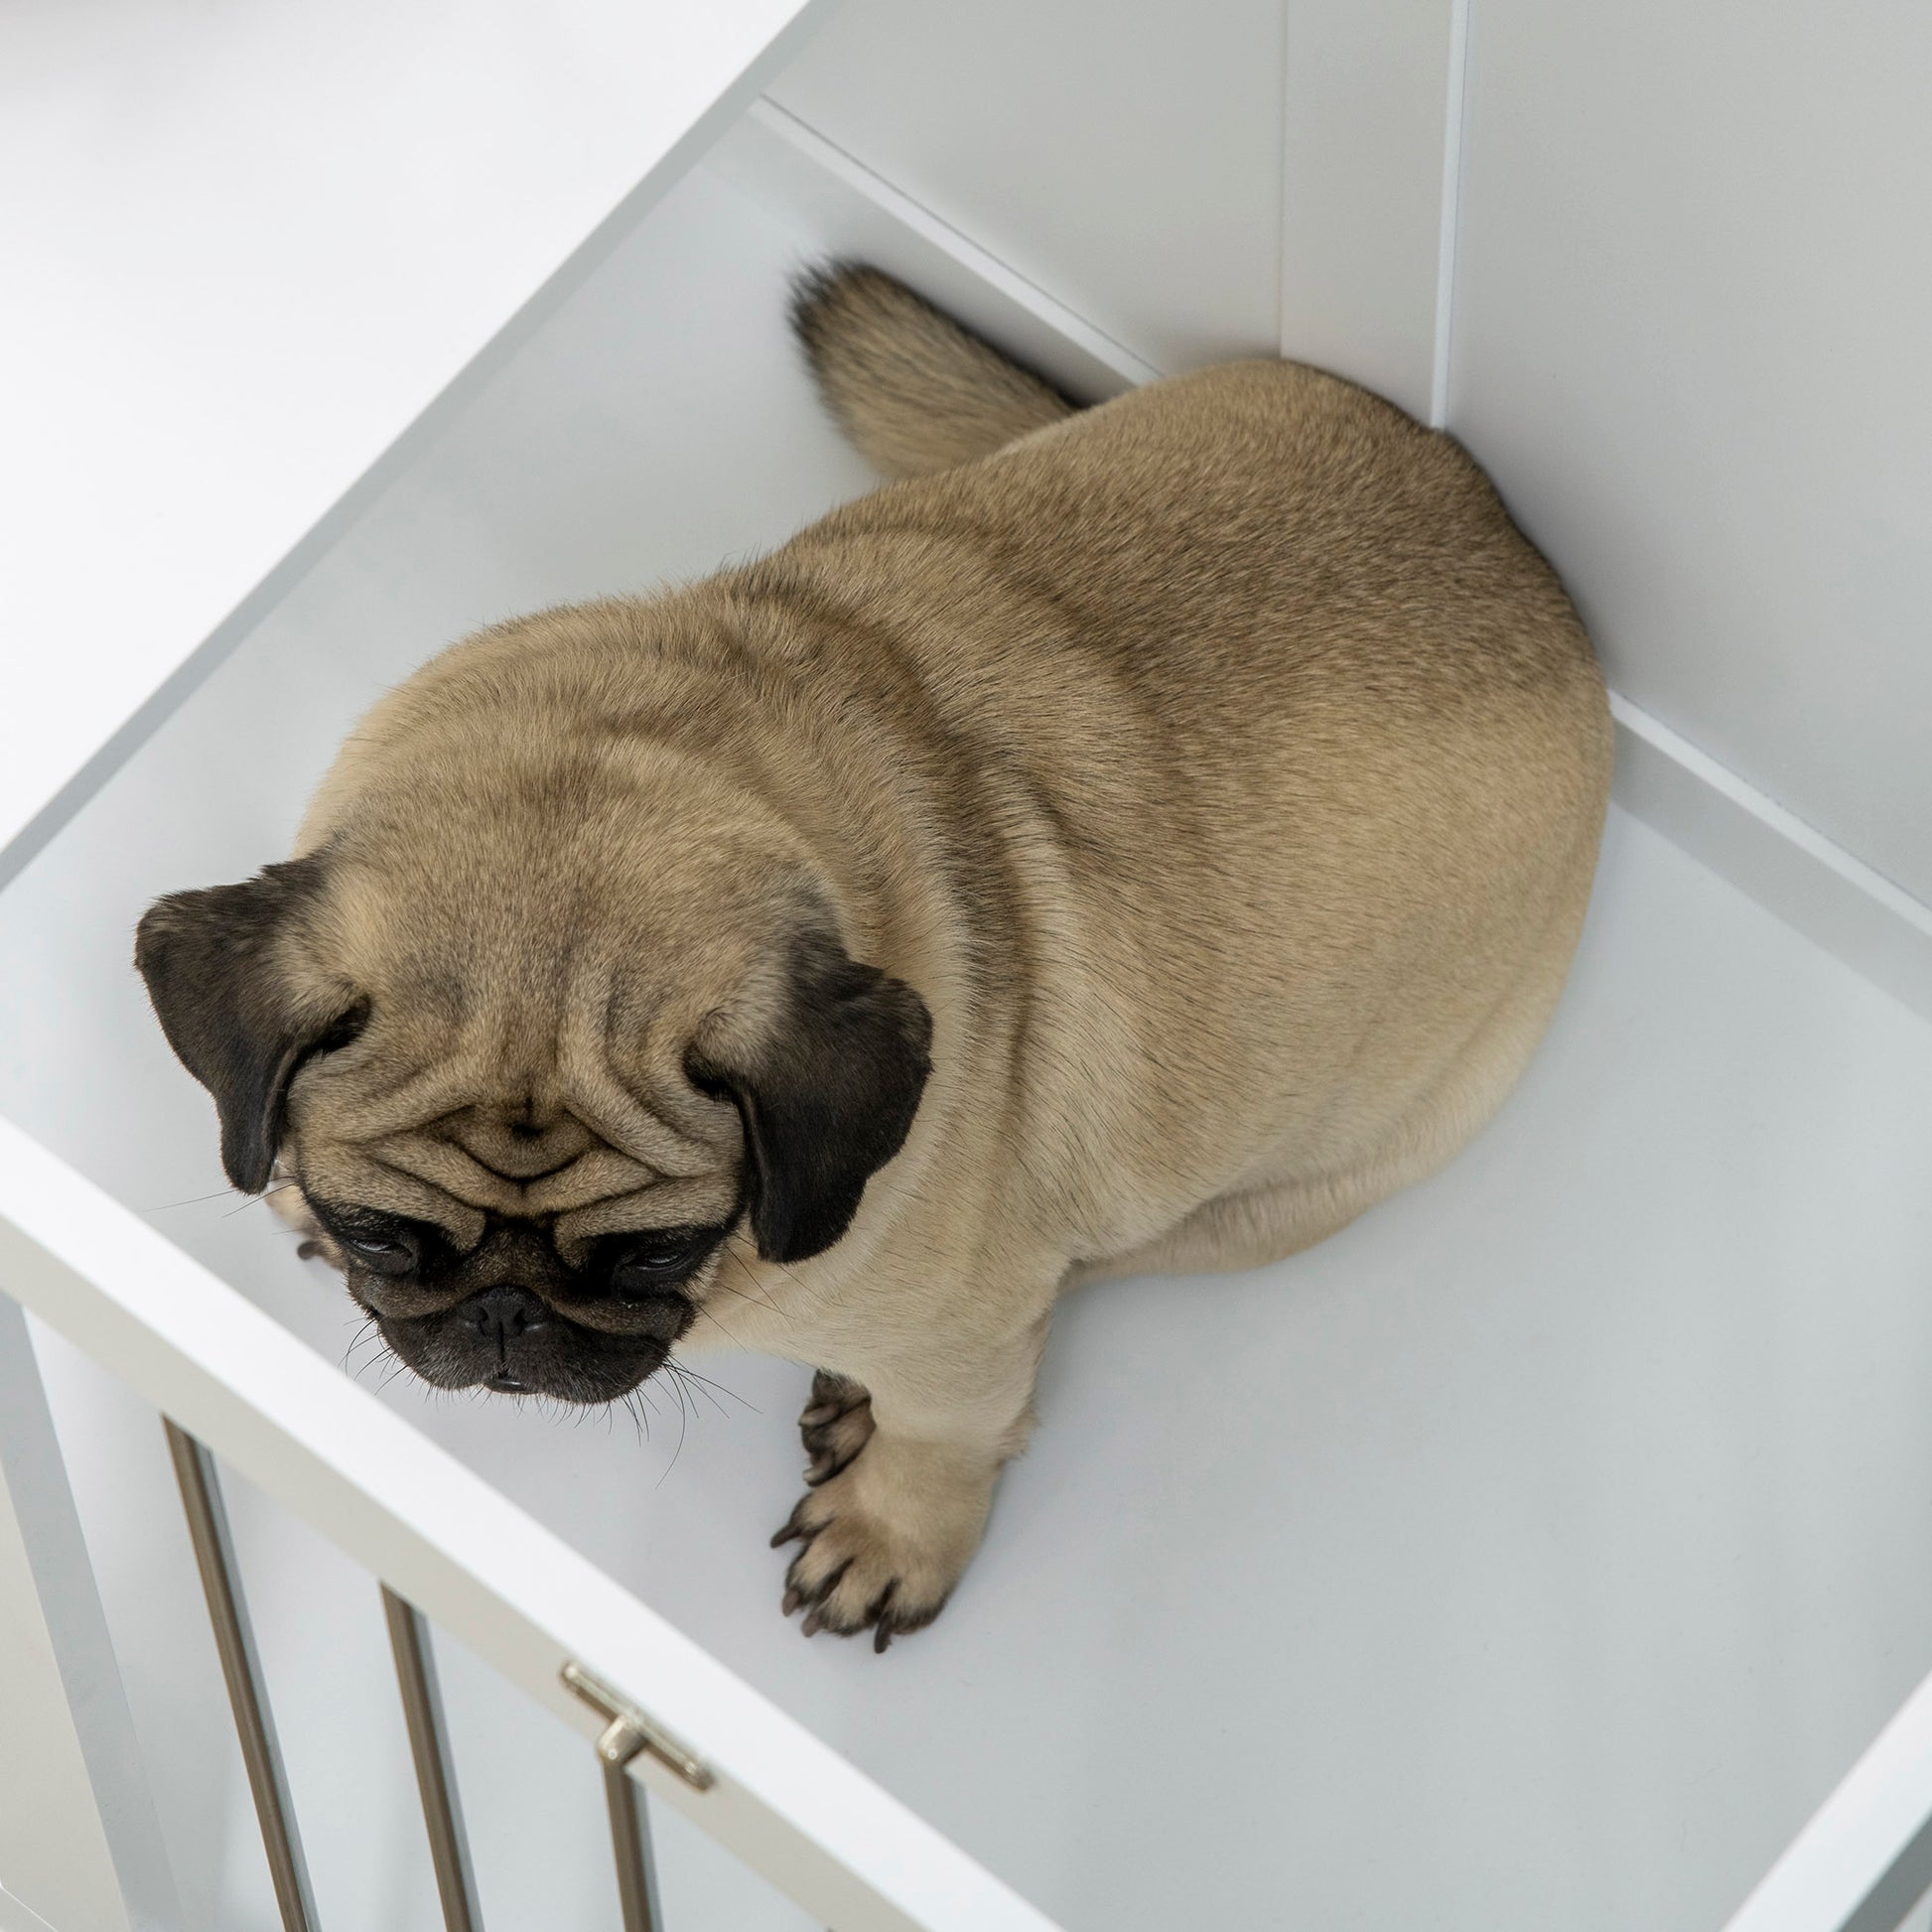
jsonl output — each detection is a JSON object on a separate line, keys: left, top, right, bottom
{"left": 463, "top": 1284, "right": 549, "bottom": 1344}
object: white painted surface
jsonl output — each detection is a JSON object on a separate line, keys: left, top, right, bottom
{"left": 0, "top": 0, "right": 833, "bottom": 879}
{"left": 0, "top": 1296, "right": 181, "bottom": 1932}
{"left": 766, "top": 0, "right": 1288, "bottom": 372}
{"left": 0, "top": 1310, "right": 137, "bottom": 1932}
{"left": 1726, "top": 1626, "right": 1932, "bottom": 1932}
{"left": 712, "top": 102, "right": 1159, "bottom": 398}
{"left": 1448, "top": 0, "right": 1932, "bottom": 905}
{"left": 1611, "top": 695, "right": 1932, "bottom": 1034}
{"left": 3, "top": 154, "right": 1932, "bottom": 1932}
{"left": 1278, "top": 0, "right": 1460, "bottom": 422}
{"left": 0, "top": 1890, "right": 62, "bottom": 1932}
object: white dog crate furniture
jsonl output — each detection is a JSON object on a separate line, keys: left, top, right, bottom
{"left": 5, "top": 3, "right": 1932, "bottom": 1929}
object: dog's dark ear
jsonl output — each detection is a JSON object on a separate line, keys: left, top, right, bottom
{"left": 134, "top": 856, "right": 356, "bottom": 1195}
{"left": 688, "top": 930, "right": 932, "bottom": 1265}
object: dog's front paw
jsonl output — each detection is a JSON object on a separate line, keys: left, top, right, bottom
{"left": 770, "top": 1436, "right": 994, "bottom": 1651}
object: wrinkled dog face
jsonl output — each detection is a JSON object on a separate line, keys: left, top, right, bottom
{"left": 134, "top": 811, "right": 931, "bottom": 1406}
{"left": 303, "top": 1196, "right": 719, "bottom": 1402}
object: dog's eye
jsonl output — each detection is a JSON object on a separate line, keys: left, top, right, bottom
{"left": 610, "top": 1232, "right": 706, "bottom": 1298}
{"left": 344, "top": 1234, "right": 414, "bottom": 1275}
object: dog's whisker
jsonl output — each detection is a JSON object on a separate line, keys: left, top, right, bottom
{"left": 749, "top": 1251, "right": 817, "bottom": 1302}
{"left": 664, "top": 1367, "right": 726, "bottom": 1430}
{"left": 216, "top": 1180, "right": 299, "bottom": 1222}
{"left": 692, "top": 1304, "right": 748, "bottom": 1347}
{"left": 654, "top": 1373, "right": 693, "bottom": 1486}
{"left": 668, "top": 1359, "right": 756, "bottom": 1416}
{"left": 148, "top": 1186, "right": 242, "bottom": 1212}
{"left": 341, "top": 1317, "right": 383, "bottom": 1376}
{"left": 708, "top": 1274, "right": 779, "bottom": 1316}
{"left": 665, "top": 1361, "right": 726, "bottom": 1423}
{"left": 721, "top": 1250, "right": 791, "bottom": 1321}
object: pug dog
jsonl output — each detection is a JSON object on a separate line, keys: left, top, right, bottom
{"left": 136, "top": 265, "right": 1612, "bottom": 1649}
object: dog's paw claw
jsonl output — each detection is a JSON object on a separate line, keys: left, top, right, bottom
{"left": 773, "top": 1467, "right": 957, "bottom": 1649}
{"left": 798, "top": 1370, "right": 875, "bottom": 1488}
{"left": 771, "top": 1376, "right": 990, "bottom": 1650}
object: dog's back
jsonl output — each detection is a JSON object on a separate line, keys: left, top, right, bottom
{"left": 781, "top": 265, "right": 1613, "bottom": 1253}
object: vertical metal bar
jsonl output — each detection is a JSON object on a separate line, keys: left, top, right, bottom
{"left": 602, "top": 1752, "right": 665, "bottom": 1932}
{"left": 163, "top": 1417, "right": 320, "bottom": 1932}
{"left": 380, "top": 1587, "right": 483, "bottom": 1932}
{"left": 560, "top": 1660, "right": 693, "bottom": 1932}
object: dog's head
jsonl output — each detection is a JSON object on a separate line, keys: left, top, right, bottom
{"left": 133, "top": 664, "right": 931, "bottom": 1403}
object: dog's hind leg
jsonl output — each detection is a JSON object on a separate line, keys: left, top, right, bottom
{"left": 1066, "top": 1172, "right": 1379, "bottom": 1289}
{"left": 1069, "top": 895, "right": 1591, "bottom": 1291}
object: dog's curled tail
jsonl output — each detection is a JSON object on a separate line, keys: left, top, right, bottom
{"left": 790, "top": 262, "right": 1077, "bottom": 481}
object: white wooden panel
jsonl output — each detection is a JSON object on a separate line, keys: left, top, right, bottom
{"left": 1725, "top": 1632, "right": 1932, "bottom": 1932}
{"left": 0, "top": 1886, "right": 58, "bottom": 1932}
{"left": 0, "top": 1464, "right": 126, "bottom": 1932}
{"left": 766, "top": 0, "right": 1287, "bottom": 372}
{"left": 1612, "top": 694, "right": 1932, "bottom": 1031}
{"left": 1738, "top": 1645, "right": 1932, "bottom": 1932}
{"left": 0, "top": 0, "right": 834, "bottom": 885}
{"left": 1449, "top": 0, "right": 1932, "bottom": 904}
{"left": 710, "top": 102, "right": 1159, "bottom": 398}
{"left": 1279, "top": 0, "right": 1462, "bottom": 422}
{"left": 0, "top": 1302, "right": 175, "bottom": 1932}
{"left": 23, "top": 1328, "right": 295, "bottom": 1932}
